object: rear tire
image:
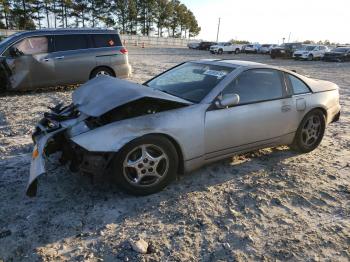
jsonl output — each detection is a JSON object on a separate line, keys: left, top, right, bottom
{"left": 90, "top": 67, "right": 115, "bottom": 79}
{"left": 307, "top": 54, "right": 314, "bottom": 61}
{"left": 111, "top": 135, "right": 178, "bottom": 195}
{"left": 235, "top": 49, "right": 240, "bottom": 54}
{"left": 291, "top": 109, "right": 326, "bottom": 153}
{"left": 218, "top": 49, "right": 223, "bottom": 55}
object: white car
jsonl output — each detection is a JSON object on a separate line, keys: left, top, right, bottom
{"left": 259, "top": 44, "right": 278, "bottom": 54}
{"left": 293, "top": 45, "right": 329, "bottom": 61}
{"left": 244, "top": 44, "right": 261, "bottom": 53}
{"left": 210, "top": 42, "right": 243, "bottom": 54}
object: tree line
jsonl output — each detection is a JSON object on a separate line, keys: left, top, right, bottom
{"left": 0, "top": 0, "right": 201, "bottom": 38}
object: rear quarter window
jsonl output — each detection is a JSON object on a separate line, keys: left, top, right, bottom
{"left": 288, "top": 74, "right": 311, "bottom": 95}
{"left": 91, "top": 34, "right": 122, "bottom": 48}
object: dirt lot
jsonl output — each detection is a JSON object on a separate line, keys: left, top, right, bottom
{"left": 0, "top": 47, "right": 349, "bottom": 261}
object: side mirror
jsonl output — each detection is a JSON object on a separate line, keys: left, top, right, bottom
{"left": 215, "top": 93, "right": 240, "bottom": 109}
{"left": 9, "top": 47, "right": 23, "bottom": 58}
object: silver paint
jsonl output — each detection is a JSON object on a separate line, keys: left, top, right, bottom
{"left": 27, "top": 60, "right": 341, "bottom": 196}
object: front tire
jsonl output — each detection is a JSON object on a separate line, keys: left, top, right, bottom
{"left": 307, "top": 54, "right": 314, "bottom": 61}
{"left": 291, "top": 109, "right": 326, "bottom": 153}
{"left": 112, "top": 135, "right": 178, "bottom": 195}
{"left": 218, "top": 49, "right": 223, "bottom": 55}
{"left": 235, "top": 49, "right": 240, "bottom": 54}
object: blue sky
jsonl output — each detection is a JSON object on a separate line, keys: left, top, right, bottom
{"left": 182, "top": 0, "right": 349, "bottom": 44}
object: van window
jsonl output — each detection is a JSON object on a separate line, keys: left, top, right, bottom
{"left": 12, "top": 36, "right": 48, "bottom": 56}
{"left": 91, "top": 34, "right": 121, "bottom": 48}
{"left": 54, "top": 34, "right": 89, "bottom": 52}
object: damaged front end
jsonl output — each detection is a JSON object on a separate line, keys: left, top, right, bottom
{"left": 27, "top": 76, "right": 191, "bottom": 197}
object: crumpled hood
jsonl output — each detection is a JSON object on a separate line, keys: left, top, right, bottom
{"left": 73, "top": 76, "right": 192, "bottom": 117}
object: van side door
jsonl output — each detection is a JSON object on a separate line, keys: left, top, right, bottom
{"left": 52, "top": 34, "right": 94, "bottom": 86}
{"left": 4, "top": 35, "right": 56, "bottom": 90}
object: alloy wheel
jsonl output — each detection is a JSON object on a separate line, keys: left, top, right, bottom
{"left": 123, "top": 144, "right": 169, "bottom": 187}
{"left": 96, "top": 70, "right": 111, "bottom": 76}
{"left": 301, "top": 115, "right": 321, "bottom": 147}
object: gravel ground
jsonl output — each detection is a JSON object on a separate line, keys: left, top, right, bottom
{"left": 0, "top": 47, "right": 349, "bottom": 262}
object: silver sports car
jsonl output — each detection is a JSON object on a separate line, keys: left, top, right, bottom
{"left": 27, "top": 60, "right": 341, "bottom": 196}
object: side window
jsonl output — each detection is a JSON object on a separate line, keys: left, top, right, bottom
{"left": 54, "top": 34, "right": 88, "bottom": 52}
{"left": 91, "top": 34, "right": 120, "bottom": 48}
{"left": 12, "top": 36, "right": 48, "bottom": 56}
{"left": 222, "top": 69, "right": 284, "bottom": 104}
{"left": 287, "top": 74, "right": 310, "bottom": 95}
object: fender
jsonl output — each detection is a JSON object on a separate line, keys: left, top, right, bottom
{"left": 71, "top": 104, "right": 208, "bottom": 161}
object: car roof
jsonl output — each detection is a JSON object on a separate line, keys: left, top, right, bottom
{"left": 10, "top": 28, "right": 119, "bottom": 37}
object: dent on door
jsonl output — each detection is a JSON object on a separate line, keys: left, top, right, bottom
{"left": 6, "top": 53, "right": 56, "bottom": 90}
{"left": 6, "top": 56, "right": 33, "bottom": 90}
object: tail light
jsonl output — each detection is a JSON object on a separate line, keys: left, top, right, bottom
{"left": 120, "top": 47, "right": 128, "bottom": 54}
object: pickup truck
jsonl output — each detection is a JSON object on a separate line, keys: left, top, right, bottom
{"left": 210, "top": 42, "right": 243, "bottom": 54}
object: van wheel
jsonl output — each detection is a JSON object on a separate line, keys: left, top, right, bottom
{"left": 291, "top": 109, "right": 326, "bottom": 153}
{"left": 112, "top": 135, "right": 178, "bottom": 195}
{"left": 90, "top": 67, "right": 115, "bottom": 79}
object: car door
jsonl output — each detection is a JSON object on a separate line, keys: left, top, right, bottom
{"left": 204, "top": 69, "right": 299, "bottom": 160}
{"left": 5, "top": 35, "right": 56, "bottom": 89}
{"left": 52, "top": 34, "right": 94, "bottom": 86}
{"left": 315, "top": 46, "right": 322, "bottom": 58}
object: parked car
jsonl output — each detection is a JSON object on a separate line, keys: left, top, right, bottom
{"left": 27, "top": 60, "right": 341, "bottom": 197}
{"left": 210, "top": 42, "right": 243, "bottom": 54}
{"left": 196, "top": 41, "right": 216, "bottom": 50}
{"left": 322, "top": 47, "right": 350, "bottom": 62}
{"left": 259, "top": 44, "right": 278, "bottom": 54}
{"left": 188, "top": 42, "right": 200, "bottom": 49}
{"left": 293, "top": 45, "right": 329, "bottom": 61}
{"left": 0, "top": 28, "right": 132, "bottom": 91}
{"left": 244, "top": 44, "right": 261, "bottom": 53}
{"left": 270, "top": 43, "right": 303, "bottom": 59}
{"left": 0, "top": 56, "right": 11, "bottom": 91}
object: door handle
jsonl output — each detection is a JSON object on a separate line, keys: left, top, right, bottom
{"left": 54, "top": 56, "right": 64, "bottom": 60}
{"left": 281, "top": 105, "right": 292, "bottom": 112}
{"left": 43, "top": 58, "right": 51, "bottom": 62}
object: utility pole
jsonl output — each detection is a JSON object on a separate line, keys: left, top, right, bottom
{"left": 288, "top": 32, "right": 291, "bottom": 42}
{"left": 216, "top": 18, "right": 221, "bottom": 42}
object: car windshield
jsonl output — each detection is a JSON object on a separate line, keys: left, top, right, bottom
{"left": 146, "top": 62, "right": 234, "bottom": 103}
{"left": 302, "top": 45, "right": 316, "bottom": 51}
{"left": 332, "top": 48, "right": 349, "bottom": 52}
